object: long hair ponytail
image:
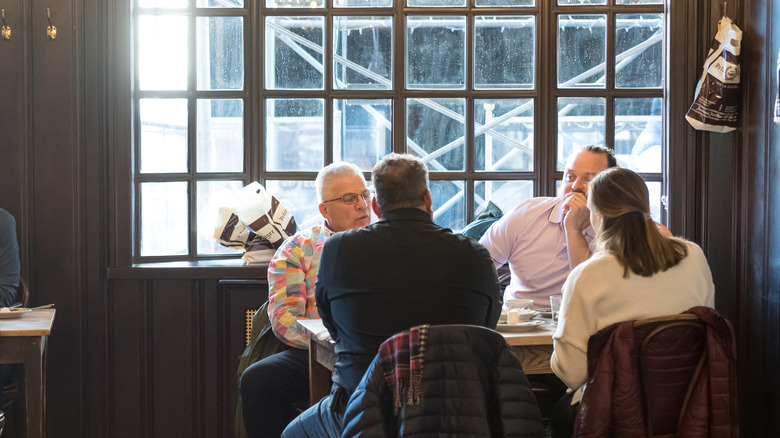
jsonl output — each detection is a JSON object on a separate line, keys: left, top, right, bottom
{"left": 589, "top": 168, "right": 688, "bottom": 278}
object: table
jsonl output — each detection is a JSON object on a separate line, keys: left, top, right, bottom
{"left": 0, "top": 308, "right": 55, "bottom": 438}
{"left": 297, "top": 318, "right": 555, "bottom": 405}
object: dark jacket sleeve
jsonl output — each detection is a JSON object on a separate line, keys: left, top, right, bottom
{"left": 0, "top": 211, "right": 20, "bottom": 307}
{"left": 341, "top": 356, "right": 392, "bottom": 438}
{"left": 315, "top": 237, "right": 337, "bottom": 342}
{"left": 473, "top": 240, "right": 502, "bottom": 328}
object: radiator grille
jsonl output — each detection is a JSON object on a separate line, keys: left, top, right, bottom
{"left": 245, "top": 309, "right": 256, "bottom": 346}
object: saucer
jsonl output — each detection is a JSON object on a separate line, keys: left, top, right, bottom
{"left": 0, "top": 308, "right": 32, "bottom": 319}
{"left": 495, "top": 319, "right": 545, "bottom": 332}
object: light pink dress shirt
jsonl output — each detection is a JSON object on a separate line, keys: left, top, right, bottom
{"left": 479, "top": 196, "right": 596, "bottom": 307}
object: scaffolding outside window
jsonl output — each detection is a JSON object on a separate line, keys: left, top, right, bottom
{"left": 133, "top": 0, "right": 665, "bottom": 261}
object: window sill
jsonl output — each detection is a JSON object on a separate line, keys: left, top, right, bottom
{"left": 107, "top": 259, "right": 270, "bottom": 280}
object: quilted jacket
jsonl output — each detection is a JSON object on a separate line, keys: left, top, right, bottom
{"left": 574, "top": 306, "right": 738, "bottom": 438}
{"left": 341, "top": 325, "right": 544, "bottom": 438}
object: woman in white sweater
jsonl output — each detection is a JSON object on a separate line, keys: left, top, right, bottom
{"left": 549, "top": 167, "right": 715, "bottom": 438}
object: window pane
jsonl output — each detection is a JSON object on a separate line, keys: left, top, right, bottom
{"left": 615, "top": 14, "right": 663, "bottom": 89}
{"left": 140, "top": 182, "right": 188, "bottom": 256}
{"left": 335, "top": 0, "right": 392, "bottom": 7}
{"left": 265, "top": 99, "right": 325, "bottom": 171}
{"left": 333, "top": 16, "right": 393, "bottom": 90}
{"left": 474, "top": 180, "right": 534, "bottom": 215}
{"left": 406, "top": 16, "right": 466, "bottom": 90}
{"left": 138, "top": 15, "right": 187, "bottom": 91}
{"left": 430, "top": 180, "right": 465, "bottom": 232}
{"left": 617, "top": 0, "right": 662, "bottom": 4}
{"left": 407, "top": 98, "right": 465, "bottom": 171}
{"left": 475, "top": 0, "right": 534, "bottom": 6}
{"left": 140, "top": 99, "right": 188, "bottom": 173}
{"left": 197, "top": 180, "right": 245, "bottom": 255}
{"left": 334, "top": 99, "right": 392, "bottom": 171}
{"left": 408, "top": 0, "right": 466, "bottom": 7}
{"left": 475, "top": 99, "right": 534, "bottom": 171}
{"left": 556, "top": 97, "right": 605, "bottom": 170}
{"left": 558, "top": 0, "right": 605, "bottom": 4}
{"left": 474, "top": 16, "right": 535, "bottom": 90}
{"left": 557, "top": 15, "right": 606, "bottom": 88}
{"left": 267, "top": 0, "right": 324, "bottom": 8}
{"left": 196, "top": 17, "right": 244, "bottom": 91}
{"left": 197, "top": 0, "right": 244, "bottom": 7}
{"left": 615, "top": 97, "right": 662, "bottom": 173}
{"left": 265, "top": 180, "right": 319, "bottom": 230}
{"left": 646, "top": 181, "right": 662, "bottom": 223}
{"left": 265, "top": 17, "right": 325, "bottom": 90}
{"left": 197, "top": 99, "right": 244, "bottom": 173}
{"left": 138, "top": 0, "right": 186, "bottom": 8}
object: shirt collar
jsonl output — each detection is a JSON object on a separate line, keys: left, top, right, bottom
{"left": 321, "top": 221, "right": 336, "bottom": 236}
{"left": 549, "top": 198, "right": 566, "bottom": 224}
{"left": 379, "top": 208, "right": 434, "bottom": 224}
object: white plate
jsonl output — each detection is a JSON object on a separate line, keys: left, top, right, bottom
{"left": 495, "top": 319, "right": 545, "bottom": 332}
{"left": 0, "top": 308, "right": 32, "bottom": 319}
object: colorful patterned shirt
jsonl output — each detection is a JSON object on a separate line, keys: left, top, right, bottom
{"left": 268, "top": 224, "right": 333, "bottom": 348}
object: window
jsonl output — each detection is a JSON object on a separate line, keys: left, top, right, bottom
{"left": 133, "top": 0, "right": 665, "bottom": 261}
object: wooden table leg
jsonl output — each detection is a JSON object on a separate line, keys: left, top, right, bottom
{"left": 23, "top": 336, "right": 45, "bottom": 438}
{"left": 308, "top": 341, "right": 334, "bottom": 406}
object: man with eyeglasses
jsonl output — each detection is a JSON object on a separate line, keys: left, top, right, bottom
{"left": 240, "top": 162, "right": 371, "bottom": 438}
{"left": 282, "top": 153, "right": 501, "bottom": 438}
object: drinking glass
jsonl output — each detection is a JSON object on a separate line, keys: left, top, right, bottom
{"left": 550, "top": 295, "right": 562, "bottom": 322}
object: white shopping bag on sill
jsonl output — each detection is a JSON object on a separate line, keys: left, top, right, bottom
{"left": 212, "top": 182, "right": 297, "bottom": 263}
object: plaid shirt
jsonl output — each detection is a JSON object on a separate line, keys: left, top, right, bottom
{"left": 268, "top": 224, "right": 333, "bottom": 348}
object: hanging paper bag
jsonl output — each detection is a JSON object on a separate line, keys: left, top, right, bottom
{"left": 685, "top": 16, "right": 742, "bottom": 133}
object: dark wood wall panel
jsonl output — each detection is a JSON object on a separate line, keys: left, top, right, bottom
{"left": 106, "top": 278, "right": 266, "bottom": 438}
{"left": 740, "top": 0, "right": 780, "bottom": 436}
{"left": 0, "top": 0, "right": 27, "bottom": 238}
{"left": 202, "top": 279, "right": 221, "bottom": 438}
{"left": 111, "top": 279, "right": 146, "bottom": 438}
{"left": 25, "top": 1, "right": 87, "bottom": 437}
{"left": 151, "top": 280, "right": 195, "bottom": 437}
{"left": 704, "top": 138, "right": 740, "bottom": 321}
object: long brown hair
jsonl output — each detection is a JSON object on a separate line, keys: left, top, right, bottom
{"left": 589, "top": 168, "right": 688, "bottom": 278}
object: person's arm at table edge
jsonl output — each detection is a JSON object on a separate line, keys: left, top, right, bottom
{"left": 267, "top": 241, "right": 313, "bottom": 349}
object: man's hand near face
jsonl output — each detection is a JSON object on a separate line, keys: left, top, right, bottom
{"left": 562, "top": 191, "right": 590, "bottom": 233}
{"left": 563, "top": 191, "right": 593, "bottom": 270}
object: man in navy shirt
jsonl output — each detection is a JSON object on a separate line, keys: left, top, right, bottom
{"left": 282, "top": 154, "right": 501, "bottom": 438}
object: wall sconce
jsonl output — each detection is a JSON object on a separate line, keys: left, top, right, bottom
{"left": 46, "top": 8, "right": 56, "bottom": 40}
{"left": 1, "top": 10, "right": 10, "bottom": 41}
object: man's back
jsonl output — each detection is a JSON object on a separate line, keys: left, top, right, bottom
{"left": 315, "top": 208, "right": 501, "bottom": 392}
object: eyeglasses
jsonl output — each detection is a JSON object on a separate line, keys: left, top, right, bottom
{"left": 322, "top": 189, "right": 373, "bottom": 205}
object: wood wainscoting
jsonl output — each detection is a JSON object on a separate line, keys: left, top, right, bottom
{"left": 108, "top": 277, "right": 265, "bottom": 438}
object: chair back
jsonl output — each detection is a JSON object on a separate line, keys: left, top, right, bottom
{"left": 575, "top": 308, "right": 737, "bottom": 438}
{"left": 18, "top": 277, "right": 30, "bottom": 307}
{"left": 635, "top": 315, "right": 706, "bottom": 437}
{"left": 342, "top": 324, "right": 544, "bottom": 438}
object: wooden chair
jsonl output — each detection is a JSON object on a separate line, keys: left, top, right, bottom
{"left": 16, "top": 277, "right": 29, "bottom": 308}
